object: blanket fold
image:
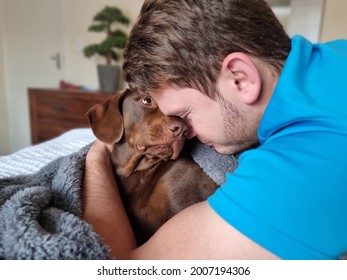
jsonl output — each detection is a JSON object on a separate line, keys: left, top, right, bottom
{"left": 0, "top": 145, "right": 112, "bottom": 260}
{"left": 0, "top": 140, "right": 238, "bottom": 260}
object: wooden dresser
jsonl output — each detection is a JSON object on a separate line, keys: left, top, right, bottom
{"left": 28, "top": 88, "right": 113, "bottom": 144}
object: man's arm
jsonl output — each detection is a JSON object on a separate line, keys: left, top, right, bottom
{"left": 82, "top": 141, "right": 279, "bottom": 259}
{"left": 82, "top": 140, "right": 137, "bottom": 257}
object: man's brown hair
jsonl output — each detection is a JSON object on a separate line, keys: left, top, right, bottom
{"left": 123, "top": 0, "right": 291, "bottom": 98}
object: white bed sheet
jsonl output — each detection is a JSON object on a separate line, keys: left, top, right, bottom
{"left": 0, "top": 128, "right": 96, "bottom": 179}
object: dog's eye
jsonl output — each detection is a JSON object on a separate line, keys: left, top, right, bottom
{"left": 141, "top": 96, "right": 152, "bottom": 105}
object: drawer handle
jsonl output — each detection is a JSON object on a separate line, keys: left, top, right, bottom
{"left": 50, "top": 105, "right": 67, "bottom": 112}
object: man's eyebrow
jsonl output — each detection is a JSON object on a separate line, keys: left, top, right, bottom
{"left": 166, "top": 108, "right": 186, "bottom": 117}
{"left": 158, "top": 104, "right": 182, "bottom": 116}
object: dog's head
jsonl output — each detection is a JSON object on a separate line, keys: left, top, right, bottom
{"left": 86, "top": 88, "right": 188, "bottom": 176}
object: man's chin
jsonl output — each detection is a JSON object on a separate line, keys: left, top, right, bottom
{"left": 199, "top": 139, "right": 245, "bottom": 155}
{"left": 213, "top": 145, "right": 239, "bottom": 155}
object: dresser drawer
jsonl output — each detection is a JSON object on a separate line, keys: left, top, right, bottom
{"left": 29, "top": 88, "right": 113, "bottom": 144}
{"left": 36, "top": 94, "right": 94, "bottom": 122}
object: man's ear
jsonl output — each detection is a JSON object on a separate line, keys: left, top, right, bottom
{"left": 219, "top": 52, "right": 262, "bottom": 105}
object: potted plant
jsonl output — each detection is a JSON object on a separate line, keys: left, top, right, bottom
{"left": 83, "top": 6, "right": 130, "bottom": 93}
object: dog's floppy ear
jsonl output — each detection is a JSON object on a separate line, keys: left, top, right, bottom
{"left": 86, "top": 91, "right": 126, "bottom": 144}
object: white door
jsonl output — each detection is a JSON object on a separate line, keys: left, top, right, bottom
{"left": 3, "top": 0, "right": 65, "bottom": 151}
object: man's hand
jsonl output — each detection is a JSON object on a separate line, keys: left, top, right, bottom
{"left": 85, "top": 139, "right": 112, "bottom": 162}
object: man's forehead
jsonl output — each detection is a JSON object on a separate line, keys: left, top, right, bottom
{"left": 150, "top": 88, "right": 189, "bottom": 116}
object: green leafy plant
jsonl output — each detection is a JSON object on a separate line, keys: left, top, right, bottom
{"left": 83, "top": 6, "right": 130, "bottom": 65}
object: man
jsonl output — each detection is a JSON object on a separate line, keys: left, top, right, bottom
{"left": 83, "top": 0, "right": 347, "bottom": 259}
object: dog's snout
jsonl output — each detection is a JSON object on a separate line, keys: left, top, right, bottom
{"left": 168, "top": 122, "right": 188, "bottom": 138}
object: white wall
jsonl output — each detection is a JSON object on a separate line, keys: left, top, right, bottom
{"left": 0, "top": 0, "right": 10, "bottom": 155}
{"left": 62, "top": 0, "right": 143, "bottom": 90}
{"left": 287, "top": 0, "right": 325, "bottom": 42}
{"left": 1, "top": 0, "right": 67, "bottom": 154}
{"left": 321, "top": 0, "right": 347, "bottom": 42}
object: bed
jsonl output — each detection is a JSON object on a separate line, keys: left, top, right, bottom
{"left": 0, "top": 128, "right": 96, "bottom": 179}
{"left": 0, "top": 128, "right": 238, "bottom": 259}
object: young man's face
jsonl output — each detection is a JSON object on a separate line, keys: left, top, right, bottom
{"left": 151, "top": 85, "right": 250, "bottom": 155}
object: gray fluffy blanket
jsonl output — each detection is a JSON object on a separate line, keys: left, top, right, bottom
{"left": 0, "top": 141, "right": 238, "bottom": 260}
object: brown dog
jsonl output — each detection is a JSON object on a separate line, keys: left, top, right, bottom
{"left": 87, "top": 88, "right": 218, "bottom": 243}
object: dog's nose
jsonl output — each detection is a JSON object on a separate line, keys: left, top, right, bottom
{"left": 168, "top": 122, "right": 188, "bottom": 138}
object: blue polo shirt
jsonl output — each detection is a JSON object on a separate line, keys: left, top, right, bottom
{"left": 208, "top": 35, "right": 347, "bottom": 259}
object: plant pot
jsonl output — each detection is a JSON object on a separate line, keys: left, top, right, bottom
{"left": 97, "top": 64, "right": 121, "bottom": 93}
